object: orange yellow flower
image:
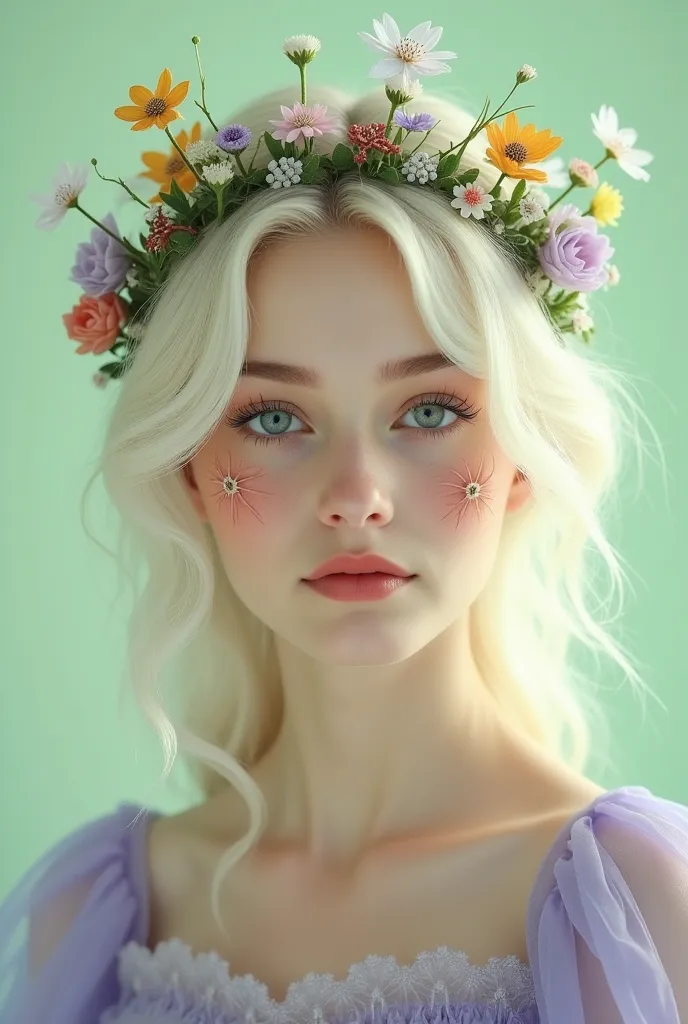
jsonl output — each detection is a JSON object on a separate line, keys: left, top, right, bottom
{"left": 138, "top": 122, "right": 202, "bottom": 202}
{"left": 485, "top": 112, "right": 563, "bottom": 183}
{"left": 114, "top": 68, "right": 189, "bottom": 132}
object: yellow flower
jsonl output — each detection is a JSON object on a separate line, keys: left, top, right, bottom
{"left": 485, "top": 112, "right": 563, "bottom": 183}
{"left": 114, "top": 68, "right": 190, "bottom": 132}
{"left": 590, "top": 182, "right": 624, "bottom": 226}
{"left": 139, "top": 122, "right": 202, "bottom": 202}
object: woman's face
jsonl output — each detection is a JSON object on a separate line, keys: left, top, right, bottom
{"left": 181, "top": 225, "right": 530, "bottom": 663}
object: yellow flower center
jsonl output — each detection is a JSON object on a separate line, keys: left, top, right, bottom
{"left": 145, "top": 97, "right": 167, "bottom": 117}
{"left": 395, "top": 36, "right": 426, "bottom": 63}
{"left": 166, "top": 156, "right": 185, "bottom": 176}
{"left": 504, "top": 141, "right": 528, "bottom": 164}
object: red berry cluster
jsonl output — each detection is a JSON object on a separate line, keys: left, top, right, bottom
{"left": 144, "top": 209, "right": 197, "bottom": 253}
{"left": 346, "top": 123, "right": 402, "bottom": 165}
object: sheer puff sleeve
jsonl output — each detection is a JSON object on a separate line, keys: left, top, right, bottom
{"left": 0, "top": 802, "right": 155, "bottom": 1024}
{"left": 527, "top": 785, "right": 688, "bottom": 1024}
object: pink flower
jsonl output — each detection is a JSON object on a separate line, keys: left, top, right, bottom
{"left": 268, "top": 102, "right": 340, "bottom": 146}
{"left": 569, "top": 158, "right": 599, "bottom": 188}
{"left": 62, "top": 292, "right": 129, "bottom": 355}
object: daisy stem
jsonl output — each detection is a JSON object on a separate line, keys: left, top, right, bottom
{"left": 164, "top": 127, "right": 205, "bottom": 186}
{"left": 90, "top": 159, "right": 149, "bottom": 208}
{"left": 299, "top": 64, "right": 307, "bottom": 105}
{"left": 246, "top": 136, "right": 263, "bottom": 174}
{"left": 73, "top": 202, "right": 148, "bottom": 264}
{"left": 192, "top": 36, "right": 219, "bottom": 132}
{"left": 490, "top": 173, "right": 507, "bottom": 197}
{"left": 547, "top": 182, "right": 577, "bottom": 210}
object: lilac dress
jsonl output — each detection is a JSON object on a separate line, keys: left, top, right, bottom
{"left": 1, "top": 785, "right": 688, "bottom": 1023}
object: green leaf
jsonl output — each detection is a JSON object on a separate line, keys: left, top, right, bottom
{"left": 437, "top": 152, "right": 461, "bottom": 178}
{"left": 263, "top": 131, "right": 285, "bottom": 161}
{"left": 506, "top": 178, "right": 527, "bottom": 211}
{"left": 437, "top": 175, "right": 459, "bottom": 193}
{"left": 376, "top": 164, "right": 400, "bottom": 185}
{"left": 168, "top": 230, "right": 197, "bottom": 253}
{"left": 455, "top": 167, "right": 480, "bottom": 185}
{"left": 169, "top": 177, "right": 192, "bottom": 208}
{"left": 331, "top": 144, "right": 355, "bottom": 171}
{"left": 98, "top": 360, "right": 128, "bottom": 379}
{"left": 297, "top": 153, "right": 321, "bottom": 184}
{"left": 158, "top": 190, "right": 191, "bottom": 216}
{"left": 309, "top": 167, "right": 329, "bottom": 184}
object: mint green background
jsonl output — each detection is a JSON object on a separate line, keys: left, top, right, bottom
{"left": 2, "top": 0, "right": 686, "bottom": 895}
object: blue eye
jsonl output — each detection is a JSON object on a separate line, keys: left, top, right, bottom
{"left": 224, "top": 392, "right": 479, "bottom": 447}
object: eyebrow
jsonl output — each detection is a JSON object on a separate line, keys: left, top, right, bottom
{"left": 239, "top": 352, "right": 456, "bottom": 387}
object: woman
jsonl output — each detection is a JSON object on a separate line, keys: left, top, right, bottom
{"left": 3, "top": 16, "right": 687, "bottom": 1023}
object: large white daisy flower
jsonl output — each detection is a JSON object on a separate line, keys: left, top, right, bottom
{"left": 358, "top": 14, "right": 457, "bottom": 88}
{"left": 591, "top": 105, "right": 654, "bottom": 182}
{"left": 31, "top": 162, "right": 90, "bottom": 230}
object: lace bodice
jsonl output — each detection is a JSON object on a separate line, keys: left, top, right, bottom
{"left": 102, "top": 938, "right": 538, "bottom": 1023}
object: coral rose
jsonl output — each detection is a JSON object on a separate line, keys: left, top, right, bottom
{"left": 62, "top": 292, "right": 129, "bottom": 355}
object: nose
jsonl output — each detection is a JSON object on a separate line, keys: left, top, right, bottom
{"left": 316, "top": 449, "right": 394, "bottom": 529}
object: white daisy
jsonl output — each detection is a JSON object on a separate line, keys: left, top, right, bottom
{"left": 535, "top": 157, "right": 568, "bottom": 189}
{"left": 186, "top": 140, "right": 225, "bottom": 165}
{"left": 450, "top": 182, "right": 494, "bottom": 219}
{"left": 519, "top": 191, "right": 548, "bottom": 224}
{"left": 516, "top": 64, "right": 537, "bottom": 83}
{"left": 591, "top": 105, "right": 654, "bottom": 182}
{"left": 358, "top": 14, "right": 457, "bottom": 88}
{"left": 31, "top": 162, "right": 90, "bottom": 230}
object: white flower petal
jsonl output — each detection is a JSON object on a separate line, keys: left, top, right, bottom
{"left": 357, "top": 30, "right": 395, "bottom": 56}
{"left": 407, "top": 20, "right": 436, "bottom": 46}
{"left": 380, "top": 13, "right": 402, "bottom": 45}
{"left": 368, "top": 56, "right": 406, "bottom": 78}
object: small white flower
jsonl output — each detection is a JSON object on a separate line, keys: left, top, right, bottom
{"left": 31, "top": 162, "right": 90, "bottom": 230}
{"left": 591, "top": 105, "right": 654, "bottom": 182}
{"left": 604, "top": 263, "right": 621, "bottom": 289}
{"left": 400, "top": 151, "right": 439, "bottom": 184}
{"left": 358, "top": 14, "right": 457, "bottom": 89}
{"left": 518, "top": 191, "right": 548, "bottom": 224}
{"left": 517, "top": 64, "right": 537, "bottom": 83}
{"left": 571, "top": 308, "right": 594, "bottom": 333}
{"left": 125, "top": 269, "right": 139, "bottom": 288}
{"left": 144, "top": 205, "right": 161, "bottom": 223}
{"left": 283, "top": 34, "right": 322, "bottom": 60}
{"left": 536, "top": 157, "right": 569, "bottom": 189}
{"left": 202, "top": 161, "right": 235, "bottom": 186}
{"left": 186, "top": 140, "right": 225, "bottom": 165}
{"left": 450, "top": 182, "right": 494, "bottom": 219}
{"left": 526, "top": 270, "right": 550, "bottom": 297}
{"left": 492, "top": 220, "right": 505, "bottom": 235}
{"left": 265, "top": 156, "right": 303, "bottom": 188}
{"left": 385, "top": 74, "right": 424, "bottom": 101}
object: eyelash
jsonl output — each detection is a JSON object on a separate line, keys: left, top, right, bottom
{"left": 224, "top": 391, "right": 479, "bottom": 447}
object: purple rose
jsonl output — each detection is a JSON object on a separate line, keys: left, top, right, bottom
{"left": 539, "top": 203, "right": 614, "bottom": 293}
{"left": 70, "top": 213, "right": 131, "bottom": 296}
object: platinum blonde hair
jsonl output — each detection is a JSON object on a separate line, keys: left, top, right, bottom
{"left": 81, "top": 83, "right": 665, "bottom": 934}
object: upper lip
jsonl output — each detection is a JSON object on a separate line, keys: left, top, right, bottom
{"left": 305, "top": 554, "right": 413, "bottom": 580}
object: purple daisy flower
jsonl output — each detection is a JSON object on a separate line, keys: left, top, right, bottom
{"left": 392, "top": 110, "right": 436, "bottom": 132}
{"left": 216, "top": 124, "right": 253, "bottom": 152}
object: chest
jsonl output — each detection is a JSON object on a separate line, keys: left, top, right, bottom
{"left": 146, "top": 825, "right": 536, "bottom": 1004}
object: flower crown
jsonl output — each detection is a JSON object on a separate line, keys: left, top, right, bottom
{"left": 33, "top": 14, "right": 653, "bottom": 389}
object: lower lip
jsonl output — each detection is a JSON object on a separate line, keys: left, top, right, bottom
{"left": 303, "top": 572, "right": 415, "bottom": 601}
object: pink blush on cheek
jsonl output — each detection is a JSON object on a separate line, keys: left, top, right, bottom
{"left": 207, "top": 451, "right": 276, "bottom": 529}
{"left": 434, "top": 454, "right": 497, "bottom": 530}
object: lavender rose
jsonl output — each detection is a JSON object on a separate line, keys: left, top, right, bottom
{"left": 539, "top": 203, "right": 614, "bottom": 293}
{"left": 70, "top": 213, "right": 132, "bottom": 296}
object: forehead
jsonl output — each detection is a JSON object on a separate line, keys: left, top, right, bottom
{"left": 245, "top": 226, "right": 445, "bottom": 370}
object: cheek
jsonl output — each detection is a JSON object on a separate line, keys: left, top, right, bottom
{"left": 426, "top": 453, "right": 499, "bottom": 535}
{"left": 203, "top": 448, "right": 289, "bottom": 545}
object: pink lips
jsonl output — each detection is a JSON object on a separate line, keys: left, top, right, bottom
{"left": 304, "top": 553, "right": 413, "bottom": 581}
